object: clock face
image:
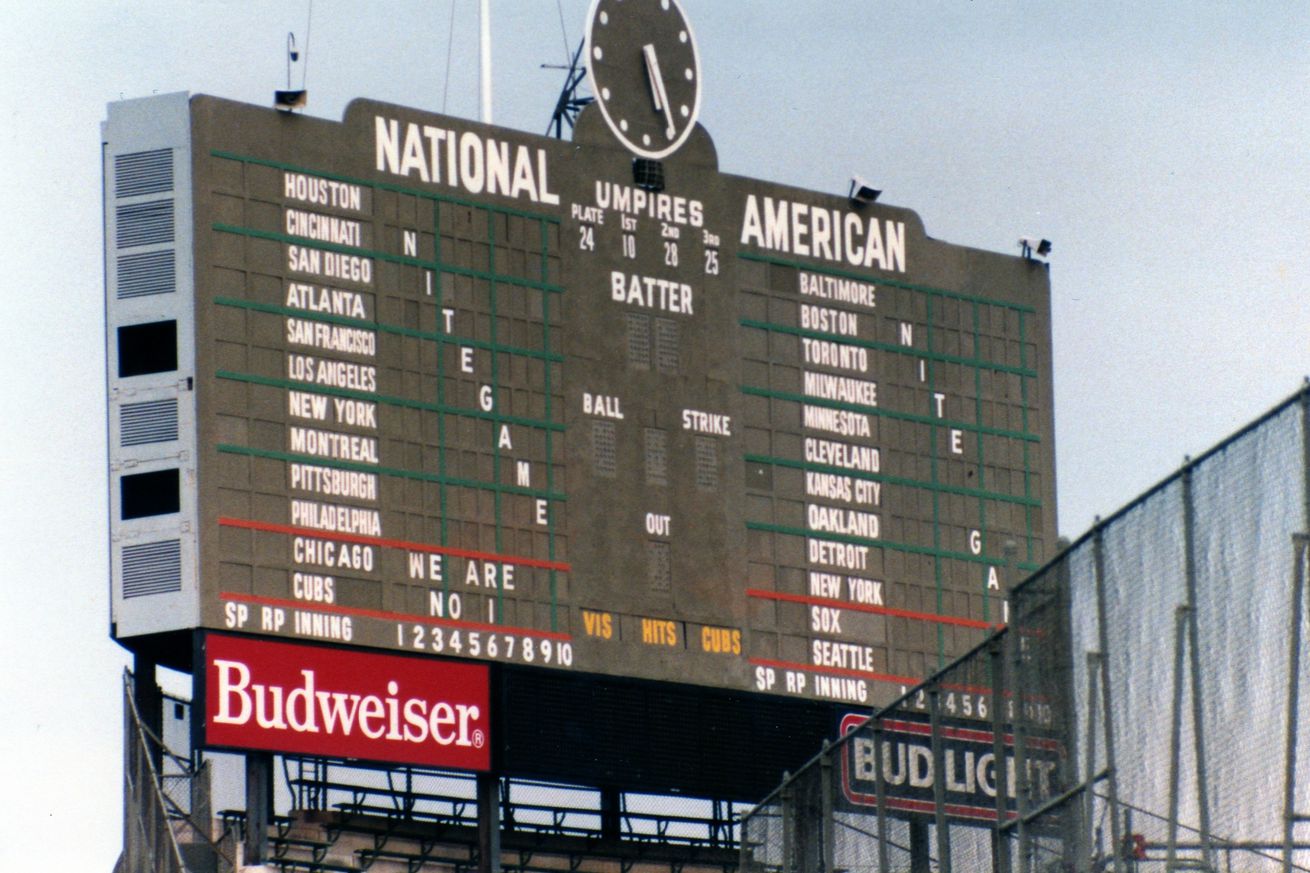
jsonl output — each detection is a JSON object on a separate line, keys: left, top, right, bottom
{"left": 585, "top": 0, "right": 702, "bottom": 160}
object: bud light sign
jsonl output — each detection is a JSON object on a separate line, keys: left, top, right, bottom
{"left": 839, "top": 713, "right": 1063, "bottom": 824}
{"left": 200, "top": 634, "right": 490, "bottom": 770}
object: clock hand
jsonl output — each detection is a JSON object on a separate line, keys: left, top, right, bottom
{"left": 642, "top": 43, "right": 677, "bottom": 140}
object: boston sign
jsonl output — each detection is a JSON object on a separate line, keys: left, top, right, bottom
{"left": 200, "top": 633, "right": 490, "bottom": 770}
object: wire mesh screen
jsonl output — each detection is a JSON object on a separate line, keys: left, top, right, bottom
{"left": 741, "top": 387, "right": 1310, "bottom": 873}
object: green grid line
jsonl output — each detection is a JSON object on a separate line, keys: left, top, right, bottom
{"left": 489, "top": 211, "right": 504, "bottom": 624}
{"left": 218, "top": 444, "right": 566, "bottom": 501}
{"left": 740, "top": 384, "right": 1039, "bottom": 444}
{"left": 211, "top": 149, "right": 562, "bottom": 224}
{"left": 216, "top": 370, "right": 564, "bottom": 433}
{"left": 928, "top": 297, "right": 943, "bottom": 667}
{"left": 973, "top": 300, "right": 990, "bottom": 623}
{"left": 214, "top": 223, "right": 562, "bottom": 295}
{"left": 744, "top": 521, "right": 1039, "bottom": 572}
{"left": 541, "top": 221, "right": 560, "bottom": 632}
{"left": 739, "top": 318, "right": 1035, "bottom": 378}
{"left": 736, "top": 250, "right": 1037, "bottom": 314}
{"left": 1020, "top": 311, "right": 1035, "bottom": 564}
{"left": 215, "top": 296, "right": 563, "bottom": 363}
{"left": 743, "top": 453, "right": 1040, "bottom": 508}
{"left": 434, "top": 199, "right": 450, "bottom": 554}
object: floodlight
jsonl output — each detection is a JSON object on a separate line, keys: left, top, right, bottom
{"left": 275, "top": 90, "right": 307, "bottom": 112}
{"left": 1019, "top": 237, "right": 1052, "bottom": 259}
{"left": 848, "top": 176, "right": 881, "bottom": 206}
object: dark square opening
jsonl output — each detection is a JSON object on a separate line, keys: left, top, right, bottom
{"left": 118, "top": 320, "right": 177, "bottom": 377}
{"left": 121, "top": 468, "right": 180, "bottom": 519}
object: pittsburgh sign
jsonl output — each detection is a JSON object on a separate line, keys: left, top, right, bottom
{"left": 838, "top": 713, "right": 1063, "bottom": 823}
{"left": 201, "top": 634, "right": 490, "bottom": 770}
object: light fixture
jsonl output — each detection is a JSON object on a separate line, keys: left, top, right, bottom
{"left": 1019, "top": 237, "right": 1052, "bottom": 260}
{"left": 633, "top": 158, "right": 665, "bottom": 192}
{"left": 274, "top": 90, "right": 307, "bottom": 112}
{"left": 848, "top": 175, "right": 881, "bottom": 207}
{"left": 275, "top": 32, "right": 307, "bottom": 113}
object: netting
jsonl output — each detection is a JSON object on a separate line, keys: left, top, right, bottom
{"left": 741, "top": 387, "right": 1310, "bottom": 873}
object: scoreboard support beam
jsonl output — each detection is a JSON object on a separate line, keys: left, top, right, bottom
{"left": 908, "top": 821, "right": 931, "bottom": 873}
{"left": 477, "top": 771, "right": 502, "bottom": 873}
{"left": 600, "top": 786, "right": 622, "bottom": 842}
{"left": 131, "top": 652, "right": 163, "bottom": 770}
{"left": 244, "top": 752, "right": 273, "bottom": 865}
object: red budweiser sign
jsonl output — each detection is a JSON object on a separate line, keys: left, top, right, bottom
{"left": 201, "top": 634, "right": 490, "bottom": 770}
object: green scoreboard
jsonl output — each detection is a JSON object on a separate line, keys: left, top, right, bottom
{"left": 104, "top": 6, "right": 1054, "bottom": 727}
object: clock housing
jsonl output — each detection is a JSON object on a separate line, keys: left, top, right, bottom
{"left": 585, "top": 0, "right": 703, "bottom": 160}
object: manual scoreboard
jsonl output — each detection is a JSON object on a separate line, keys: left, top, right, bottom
{"left": 104, "top": 31, "right": 1053, "bottom": 717}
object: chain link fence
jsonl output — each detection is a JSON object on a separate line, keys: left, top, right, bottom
{"left": 742, "top": 386, "right": 1310, "bottom": 873}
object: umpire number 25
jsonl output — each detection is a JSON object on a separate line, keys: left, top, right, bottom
{"left": 704, "top": 248, "right": 719, "bottom": 275}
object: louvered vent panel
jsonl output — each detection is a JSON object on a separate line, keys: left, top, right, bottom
{"left": 655, "top": 317, "right": 679, "bottom": 373}
{"left": 695, "top": 437, "right": 719, "bottom": 490}
{"left": 644, "top": 427, "right": 667, "bottom": 486}
{"left": 116, "top": 200, "right": 173, "bottom": 248}
{"left": 120, "top": 399, "right": 179, "bottom": 446}
{"left": 121, "top": 539, "right": 182, "bottom": 598}
{"left": 115, "top": 149, "right": 173, "bottom": 197}
{"left": 117, "top": 250, "right": 175, "bottom": 299}
{"left": 592, "top": 419, "right": 617, "bottom": 478}
{"left": 647, "top": 541, "right": 671, "bottom": 591}
{"left": 626, "top": 312, "right": 650, "bottom": 370}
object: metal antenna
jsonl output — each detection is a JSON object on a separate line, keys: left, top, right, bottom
{"left": 300, "top": 0, "right": 313, "bottom": 90}
{"left": 286, "top": 33, "right": 298, "bottom": 89}
{"left": 545, "top": 38, "right": 592, "bottom": 139}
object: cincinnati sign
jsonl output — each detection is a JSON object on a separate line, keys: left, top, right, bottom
{"left": 201, "top": 634, "right": 490, "bottom": 770}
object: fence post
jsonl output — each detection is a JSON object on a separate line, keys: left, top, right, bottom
{"left": 1166, "top": 604, "right": 1189, "bottom": 870}
{"left": 909, "top": 822, "right": 931, "bottom": 873}
{"left": 1286, "top": 383, "right": 1310, "bottom": 873}
{"left": 1007, "top": 614, "right": 1032, "bottom": 873}
{"left": 1180, "top": 465, "right": 1215, "bottom": 869}
{"left": 1084, "top": 652, "right": 1102, "bottom": 872}
{"left": 991, "top": 635, "right": 1011, "bottom": 873}
{"left": 929, "top": 684, "right": 952, "bottom": 873}
{"left": 1283, "top": 534, "right": 1308, "bottom": 873}
{"left": 1092, "top": 525, "right": 1125, "bottom": 873}
{"left": 782, "top": 772, "right": 795, "bottom": 873}
{"left": 873, "top": 721, "right": 891, "bottom": 873}
{"left": 821, "top": 740, "right": 835, "bottom": 873}
{"left": 122, "top": 675, "right": 138, "bottom": 873}
{"left": 738, "top": 808, "right": 747, "bottom": 873}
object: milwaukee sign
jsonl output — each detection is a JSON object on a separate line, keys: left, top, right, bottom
{"left": 200, "top": 634, "right": 490, "bottom": 770}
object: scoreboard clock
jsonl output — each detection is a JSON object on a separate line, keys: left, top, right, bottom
{"left": 102, "top": 5, "right": 1054, "bottom": 744}
{"left": 585, "top": 0, "right": 703, "bottom": 159}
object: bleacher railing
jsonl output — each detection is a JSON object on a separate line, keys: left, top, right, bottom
{"left": 122, "top": 672, "right": 230, "bottom": 873}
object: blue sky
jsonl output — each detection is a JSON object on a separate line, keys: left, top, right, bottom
{"left": 1, "top": 2, "right": 1306, "bottom": 868}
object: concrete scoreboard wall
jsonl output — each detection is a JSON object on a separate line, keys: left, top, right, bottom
{"left": 103, "top": 92, "right": 1055, "bottom": 718}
